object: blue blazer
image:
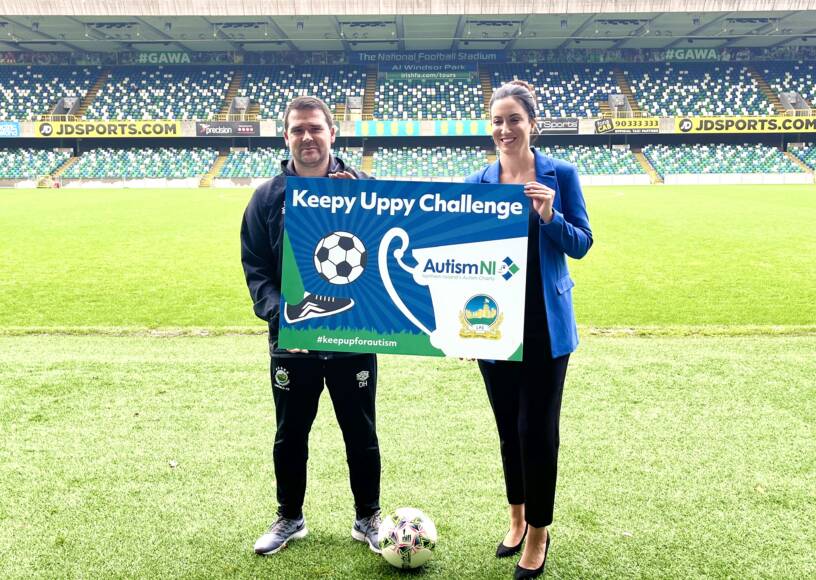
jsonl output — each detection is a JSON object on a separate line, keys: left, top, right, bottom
{"left": 465, "top": 149, "right": 593, "bottom": 358}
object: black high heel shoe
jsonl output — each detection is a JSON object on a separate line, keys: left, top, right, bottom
{"left": 513, "top": 530, "right": 550, "bottom": 579}
{"left": 496, "top": 525, "right": 527, "bottom": 558}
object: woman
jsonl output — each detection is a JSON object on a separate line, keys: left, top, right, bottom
{"left": 465, "top": 80, "right": 593, "bottom": 579}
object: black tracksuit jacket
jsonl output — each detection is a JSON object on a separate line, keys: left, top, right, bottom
{"left": 240, "top": 156, "right": 370, "bottom": 358}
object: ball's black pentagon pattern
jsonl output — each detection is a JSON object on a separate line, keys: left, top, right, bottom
{"left": 313, "top": 231, "right": 367, "bottom": 285}
{"left": 338, "top": 236, "right": 356, "bottom": 251}
{"left": 336, "top": 261, "right": 353, "bottom": 277}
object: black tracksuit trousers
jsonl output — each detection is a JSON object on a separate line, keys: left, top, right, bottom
{"left": 270, "top": 352, "right": 380, "bottom": 520}
{"left": 478, "top": 337, "right": 570, "bottom": 528}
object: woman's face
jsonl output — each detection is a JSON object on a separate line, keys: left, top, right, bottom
{"left": 491, "top": 96, "right": 533, "bottom": 156}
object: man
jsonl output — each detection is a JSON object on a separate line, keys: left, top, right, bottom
{"left": 240, "top": 96, "right": 381, "bottom": 556}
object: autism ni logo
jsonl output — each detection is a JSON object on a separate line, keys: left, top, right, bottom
{"left": 422, "top": 256, "right": 520, "bottom": 280}
{"left": 499, "top": 257, "right": 519, "bottom": 280}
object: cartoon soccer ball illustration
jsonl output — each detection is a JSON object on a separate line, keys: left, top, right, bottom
{"left": 378, "top": 507, "right": 437, "bottom": 569}
{"left": 313, "top": 231, "right": 367, "bottom": 285}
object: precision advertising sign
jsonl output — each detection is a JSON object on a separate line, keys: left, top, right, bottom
{"left": 676, "top": 116, "right": 816, "bottom": 133}
{"left": 35, "top": 121, "right": 182, "bottom": 138}
{"left": 279, "top": 178, "right": 528, "bottom": 360}
{"left": 195, "top": 121, "right": 260, "bottom": 137}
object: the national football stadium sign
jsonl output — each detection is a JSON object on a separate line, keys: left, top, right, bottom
{"left": 279, "top": 178, "right": 528, "bottom": 360}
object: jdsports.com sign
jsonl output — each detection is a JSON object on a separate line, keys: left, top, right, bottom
{"left": 676, "top": 116, "right": 816, "bottom": 134}
{"left": 35, "top": 121, "right": 182, "bottom": 138}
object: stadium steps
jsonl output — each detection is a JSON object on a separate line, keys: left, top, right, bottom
{"left": 362, "top": 67, "right": 378, "bottom": 120}
{"left": 246, "top": 102, "right": 260, "bottom": 120}
{"left": 487, "top": 150, "right": 497, "bottom": 164}
{"left": 37, "top": 156, "right": 79, "bottom": 187}
{"left": 598, "top": 100, "right": 612, "bottom": 117}
{"left": 747, "top": 67, "right": 783, "bottom": 114}
{"left": 218, "top": 69, "right": 244, "bottom": 116}
{"left": 612, "top": 67, "right": 643, "bottom": 116}
{"left": 77, "top": 68, "right": 111, "bottom": 118}
{"left": 633, "top": 148, "right": 662, "bottom": 183}
{"left": 361, "top": 142, "right": 374, "bottom": 174}
{"left": 200, "top": 154, "right": 228, "bottom": 187}
{"left": 784, "top": 151, "right": 815, "bottom": 175}
{"left": 479, "top": 69, "right": 493, "bottom": 116}
{"left": 334, "top": 103, "right": 347, "bottom": 121}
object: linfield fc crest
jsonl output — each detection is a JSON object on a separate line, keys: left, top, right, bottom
{"left": 460, "top": 294, "right": 503, "bottom": 339}
{"left": 274, "top": 367, "right": 290, "bottom": 390}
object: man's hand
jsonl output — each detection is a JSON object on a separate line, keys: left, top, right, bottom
{"left": 328, "top": 171, "right": 356, "bottom": 179}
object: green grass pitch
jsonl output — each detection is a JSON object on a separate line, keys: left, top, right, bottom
{"left": 1, "top": 185, "right": 814, "bottom": 578}
{"left": 1, "top": 185, "right": 814, "bottom": 328}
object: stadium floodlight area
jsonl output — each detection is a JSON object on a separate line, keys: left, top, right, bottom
{"left": 375, "top": 76, "right": 483, "bottom": 120}
{"left": 492, "top": 64, "right": 618, "bottom": 118}
{"left": 239, "top": 66, "right": 366, "bottom": 120}
{"left": 624, "top": 63, "right": 774, "bottom": 117}
{"left": 0, "top": 66, "right": 99, "bottom": 121}
{"left": 86, "top": 67, "right": 233, "bottom": 121}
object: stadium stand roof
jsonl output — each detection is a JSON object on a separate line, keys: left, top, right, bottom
{"left": 3, "top": 6, "right": 816, "bottom": 52}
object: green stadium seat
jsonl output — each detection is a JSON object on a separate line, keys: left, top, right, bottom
{"left": 492, "top": 64, "right": 617, "bottom": 118}
{"left": 0, "top": 66, "right": 99, "bottom": 121}
{"left": 0, "top": 148, "right": 71, "bottom": 179}
{"left": 64, "top": 147, "right": 218, "bottom": 179}
{"left": 373, "top": 146, "right": 488, "bottom": 178}
{"left": 86, "top": 67, "right": 232, "bottom": 120}
{"left": 624, "top": 63, "right": 774, "bottom": 116}
{"left": 644, "top": 143, "right": 802, "bottom": 175}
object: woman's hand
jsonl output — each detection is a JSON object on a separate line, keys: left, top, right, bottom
{"left": 328, "top": 171, "right": 356, "bottom": 179}
{"left": 524, "top": 181, "right": 555, "bottom": 223}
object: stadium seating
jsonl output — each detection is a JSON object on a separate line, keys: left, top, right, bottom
{"left": 86, "top": 67, "right": 232, "bottom": 120}
{"left": 624, "top": 63, "right": 774, "bottom": 116}
{"left": 375, "top": 76, "right": 483, "bottom": 120}
{"left": 643, "top": 143, "right": 802, "bottom": 175}
{"left": 536, "top": 146, "right": 645, "bottom": 175}
{"left": 787, "top": 144, "right": 816, "bottom": 169}
{"left": 490, "top": 64, "right": 617, "bottom": 118}
{"left": 218, "top": 147, "right": 362, "bottom": 178}
{"left": 760, "top": 61, "right": 816, "bottom": 106}
{"left": 64, "top": 147, "right": 218, "bottom": 178}
{"left": 0, "top": 66, "right": 99, "bottom": 121}
{"left": 0, "top": 148, "right": 71, "bottom": 179}
{"left": 372, "top": 146, "right": 488, "bottom": 177}
{"left": 240, "top": 66, "right": 366, "bottom": 120}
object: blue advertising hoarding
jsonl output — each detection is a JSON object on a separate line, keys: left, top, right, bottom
{"left": 0, "top": 122, "right": 21, "bottom": 138}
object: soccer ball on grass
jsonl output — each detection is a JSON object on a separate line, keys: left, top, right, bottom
{"left": 378, "top": 507, "right": 437, "bottom": 569}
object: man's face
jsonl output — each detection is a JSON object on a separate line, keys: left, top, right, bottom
{"left": 284, "top": 107, "right": 335, "bottom": 172}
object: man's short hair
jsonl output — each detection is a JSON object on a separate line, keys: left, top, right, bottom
{"left": 283, "top": 96, "right": 334, "bottom": 131}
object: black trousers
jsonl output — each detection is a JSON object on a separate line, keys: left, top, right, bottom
{"left": 269, "top": 352, "right": 380, "bottom": 520}
{"left": 479, "top": 338, "right": 570, "bottom": 528}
